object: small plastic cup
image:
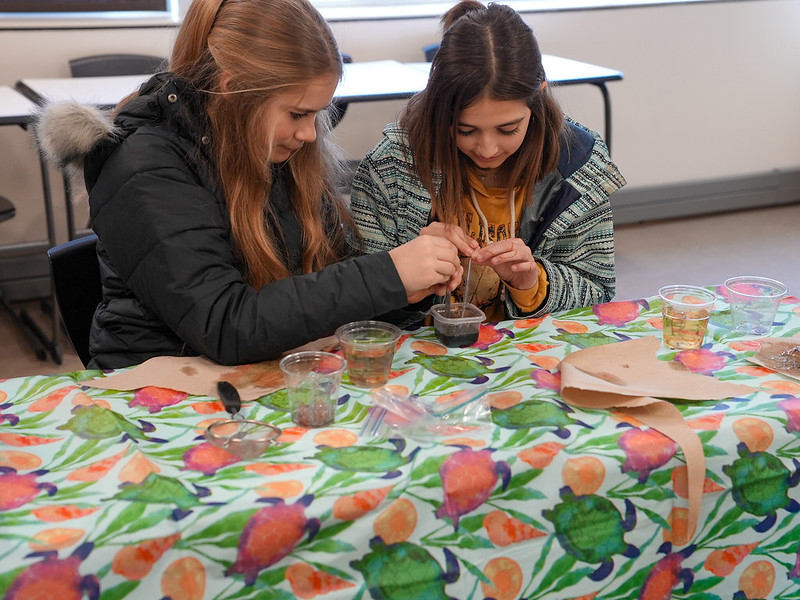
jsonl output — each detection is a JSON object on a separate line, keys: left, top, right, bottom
{"left": 279, "top": 351, "right": 346, "bottom": 427}
{"left": 428, "top": 302, "right": 486, "bottom": 348}
{"left": 658, "top": 285, "right": 717, "bottom": 350}
{"left": 335, "top": 321, "right": 401, "bottom": 388}
{"left": 724, "top": 276, "right": 787, "bottom": 336}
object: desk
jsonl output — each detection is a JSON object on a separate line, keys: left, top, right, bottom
{"left": 407, "top": 54, "right": 624, "bottom": 151}
{"left": 15, "top": 60, "right": 433, "bottom": 242}
{"left": 0, "top": 85, "right": 61, "bottom": 363}
{"left": 0, "top": 86, "right": 37, "bottom": 126}
{"left": 17, "top": 56, "right": 622, "bottom": 137}
{"left": 2, "top": 291, "right": 799, "bottom": 598}
{"left": 16, "top": 60, "right": 431, "bottom": 110}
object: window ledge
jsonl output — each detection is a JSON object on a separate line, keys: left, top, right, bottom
{"left": 0, "top": 0, "right": 733, "bottom": 29}
{"left": 319, "top": 0, "right": 726, "bottom": 21}
{"left": 0, "top": 10, "right": 180, "bottom": 30}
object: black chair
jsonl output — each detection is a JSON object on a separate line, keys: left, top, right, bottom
{"left": 68, "top": 53, "right": 167, "bottom": 78}
{"left": 0, "top": 195, "right": 15, "bottom": 224}
{"left": 423, "top": 42, "right": 440, "bottom": 62}
{"left": 0, "top": 195, "right": 56, "bottom": 362}
{"left": 329, "top": 53, "right": 353, "bottom": 128}
{"left": 47, "top": 234, "right": 102, "bottom": 368}
{"left": 0, "top": 197, "right": 25, "bottom": 349}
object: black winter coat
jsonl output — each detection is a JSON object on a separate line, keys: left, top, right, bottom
{"left": 72, "top": 75, "right": 407, "bottom": 369}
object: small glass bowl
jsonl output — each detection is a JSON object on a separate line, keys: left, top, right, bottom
{"left": 205, "top": 419, "right": 281, "bottom": 459}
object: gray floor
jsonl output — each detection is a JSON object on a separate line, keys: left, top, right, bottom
{"left": 614, "top": 202, "right": 799, "bottom": 301}
{"left": 2, "top": 202, "right": 798, "bottom": 378}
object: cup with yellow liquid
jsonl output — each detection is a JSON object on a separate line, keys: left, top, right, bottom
{"left": 658, "top": 285, "right": 717, "bottom": 350}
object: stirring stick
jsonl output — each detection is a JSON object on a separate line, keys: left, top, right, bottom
{"left": 460, "top": 257, "right": 472, "bottom": 318}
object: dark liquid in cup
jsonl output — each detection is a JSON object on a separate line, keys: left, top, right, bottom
{"left": 293, "top": 400, "right": 335, "bottom": 428}
{"left": 435, "top": 328, "right": 479, "bottom": 347}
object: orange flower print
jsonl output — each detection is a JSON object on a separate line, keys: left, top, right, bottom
{"left": 675, "top": 348, "right": 730, "bottom": 375}
{"left": 593, "top": 300, "right": 642, "bottom": 326}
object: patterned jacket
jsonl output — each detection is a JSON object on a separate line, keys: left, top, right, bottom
{"left": 349, "top": 118, "right": 626, "bottom": 321}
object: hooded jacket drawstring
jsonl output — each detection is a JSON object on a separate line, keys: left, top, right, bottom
{"left": 468, "top": 187, "right": 516, "bottom": 245}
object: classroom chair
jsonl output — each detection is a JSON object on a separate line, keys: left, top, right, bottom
{"left": 47, "top": 233, "right": 102, "bottom": 368}
{"left": 68, "top": 53, "right": 167, "bottom": 78}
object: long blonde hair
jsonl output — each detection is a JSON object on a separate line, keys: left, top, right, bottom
{"left": 168, "top": 0, "right": 348, "bottom": 288}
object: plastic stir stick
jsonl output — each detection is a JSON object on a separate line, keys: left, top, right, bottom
{"left": 460, "top": 256, "right": 473, "bottom": 318}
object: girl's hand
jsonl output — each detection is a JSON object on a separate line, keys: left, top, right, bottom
{"left": 472, "top": 238, "right": 539, "bottom": 290}
{"left": 419, "top": 222, "right": 479, "bottom": 258}
{"left": 389, "top": 235, "right": 463, "bottom": 302}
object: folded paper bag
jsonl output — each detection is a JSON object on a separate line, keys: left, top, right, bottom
{"left": 84, "top": 355, "right": 285, "bottom": 401}
{"left": 558, "top": 336, "right": 754, "bottom": 543}
{"left": 84, "top": 335, "right": 340, "bottom": 401}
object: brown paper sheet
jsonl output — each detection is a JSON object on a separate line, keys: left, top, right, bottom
{"left": 84, "top": 335, "right": 340, "bottom": 401}
{"left": 748, "top": 336, "right": 800, "bottom": 382}
{"left": 558, "top": 336, "right": 754, "bottom": 542}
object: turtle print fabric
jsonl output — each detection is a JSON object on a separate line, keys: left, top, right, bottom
{"left": 1, "top": 287, "right": 800, "bottom": 599}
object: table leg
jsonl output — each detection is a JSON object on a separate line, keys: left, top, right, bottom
{"left": 37, "top": 154, "right": 63, "bottom": 364}
{"left": 595, "top": 82, "right": 612, "bottom": 154}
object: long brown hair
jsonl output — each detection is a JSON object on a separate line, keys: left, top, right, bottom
{"left": 166, "top": 0, "right": 349, "bottom": 288}
{"left": 401, "top": 0, "right": 564, "bottom": 226}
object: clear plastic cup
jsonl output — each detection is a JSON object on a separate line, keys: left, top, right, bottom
{"left": 658, "top": 285, "right": 717, "bottom": 350}
{"left": 724, "top": 276, "right": 787, "bottom": 336}
{"left": 279, "top": 351, "right": 345, "bottom": 427}
{"left": 335, "top": 321, "right": 401, "bottom": 388}
{"left": 428, "top": 302, "right": 486, "bottom": 348}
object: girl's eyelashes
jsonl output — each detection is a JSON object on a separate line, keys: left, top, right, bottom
{"left": 456, "top": 127, "right": 521, "bottom": 137}
{"left": 291, "top": 111, "right": 312, "bottom": 120}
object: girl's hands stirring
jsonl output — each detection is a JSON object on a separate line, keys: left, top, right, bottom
{"left": 473, "top": 238, "right": 539, "bottom": 290}
{"left": 419, "top": 222, "right": 479, "bottom": 258}
{"left": 389, "top": 235, "right": 463, "bottom": 303}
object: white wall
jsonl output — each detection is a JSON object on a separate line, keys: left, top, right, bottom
{"left": 1, "top": 0, "right": 799, "bottom": 248}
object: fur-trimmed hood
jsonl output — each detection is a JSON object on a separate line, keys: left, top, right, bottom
{"left": 33, "top": 74, "right": 214, "bottom": 200}
{"left": 35, "top": 101, "right": 116, "bottom": 168}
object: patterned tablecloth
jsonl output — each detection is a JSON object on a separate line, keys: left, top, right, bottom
{"left": 2, "top": 288, "right": 800, "bottom": 600}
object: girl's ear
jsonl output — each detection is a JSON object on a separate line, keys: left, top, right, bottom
{"left": 540, "top": 80, "right": 547, "bottom": 91}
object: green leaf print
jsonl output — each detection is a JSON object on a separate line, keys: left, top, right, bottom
{"left": 183, "top": 508, "right": 258, "bottom": 544}
{"left": 98, "top": 580, "right": 140, "bottom": 600}
{"left": 410, "top": 455, "right": 448, "bottom": 481}
{"left": 305, "top": 539, "right": 356, "bottom": 554}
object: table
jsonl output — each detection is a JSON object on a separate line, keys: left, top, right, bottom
{"left": 407, "top": 54, "right": 624, "bottom": 152}
{"left": 15, "top": 60, "right": 432, "bottom": 111}
{"left": 14, "top": 60, "right": 434, "bottom": 242}
{"left": 17, "top": 56, "right": 622, "bottom": 136}
{"left": 0, "top": 85, "right": 62, "bottom": 364}
{"left": 2, "top": 290, "right": 799, "bottom": 599}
